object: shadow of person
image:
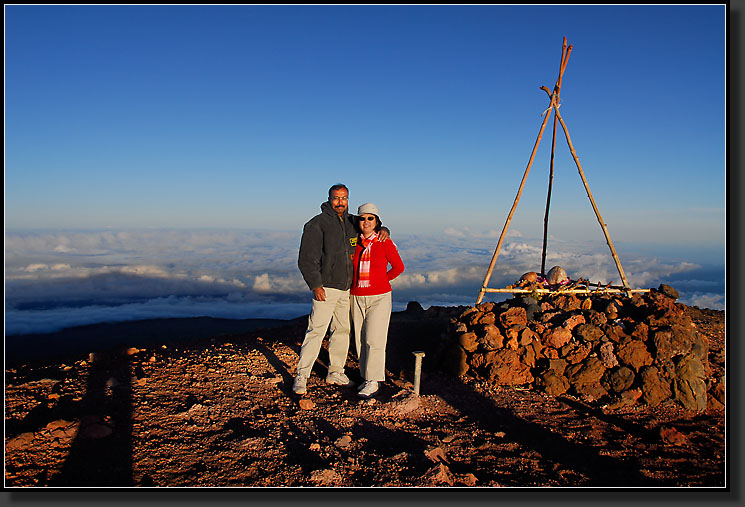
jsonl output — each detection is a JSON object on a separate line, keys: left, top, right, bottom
{"left": 49, "top": 350, "right": 134, "bottom": 486}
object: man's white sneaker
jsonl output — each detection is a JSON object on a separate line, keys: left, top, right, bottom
{"left": 293, "top": 374, "right": 308, "bottom": 395}
{"left": 326, "top": 371, "right": 352, "bottom": 386}
{"left": 358, "top": 380, "right": 379, "bottom": 399}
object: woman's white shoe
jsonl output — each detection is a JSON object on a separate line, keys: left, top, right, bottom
{"left": 358, "top": 380, "right": 379, "bottom": 398}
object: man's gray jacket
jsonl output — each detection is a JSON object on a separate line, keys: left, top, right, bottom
{"left": 298, "top": 201, "right": 358, "bottom": 291}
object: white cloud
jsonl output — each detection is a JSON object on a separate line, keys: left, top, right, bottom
{"left": 252, "top": 273, "right": 307, "bottom": 293}
{"left": 21, "top": 264, "right": 50, "bottom": 273}
{"left": 683, "top": 292, "right": 725, "bottom": 311}
{"left": 3, "top": 228, "right": 724, "bottom": 334}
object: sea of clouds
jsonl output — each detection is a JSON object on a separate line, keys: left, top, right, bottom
{"left": 4, "top": 229, "right": 725, "bottom": 335}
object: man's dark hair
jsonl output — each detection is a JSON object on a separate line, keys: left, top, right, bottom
{"left": 328, "top": 183, "right": 349, "bottom": 199}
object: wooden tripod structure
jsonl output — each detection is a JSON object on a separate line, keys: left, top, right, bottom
{"left": 476, "top": 38, "right": 642, "bottom": 305}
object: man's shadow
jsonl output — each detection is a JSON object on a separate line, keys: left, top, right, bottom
{"left": 50, "top": 351, "right": 134, "bottom": 486}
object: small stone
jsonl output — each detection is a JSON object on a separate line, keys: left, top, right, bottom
{"left": 6, "top": 432, "right": 35, "bottom": 451}
{"left": 421, "top": 463, "right": 454, "bottom": 486}
{"left": 660, "top": 425, "right": 688, "bottom": 446}
{"left": 424, "top": 446, "right": 449, "bottom": 464}
{"left": 298, "top": 399, "right": 315, "bottom": 410}
{"left": 310, "top": 468, "right": 341, "bottom": 485}
{"left": 335, "top": 435, "right": 352, "bottom": 448}
{"left": 457, "top": 473, "right": 478, "bottom": 487}
{"left": 391, "top": 394, "right": 420, "bottom": 415}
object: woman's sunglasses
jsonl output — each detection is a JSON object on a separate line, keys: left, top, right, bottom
{"left": 359, "top": 216, "right": 376, "bottom": 221}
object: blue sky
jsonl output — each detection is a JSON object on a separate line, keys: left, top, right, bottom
{"left": 4, "top": 4, "right": 728, "bottom": 332}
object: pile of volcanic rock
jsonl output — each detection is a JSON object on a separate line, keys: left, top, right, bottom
{"left": 443, "top": 278, "right": 711, "bottom": 411}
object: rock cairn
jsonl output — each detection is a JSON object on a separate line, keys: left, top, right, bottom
{"left": 444, "top": 282, "right": 711, "bottom": 411}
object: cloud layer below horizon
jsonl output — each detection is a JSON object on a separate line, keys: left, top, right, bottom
{"left": 4, "top": 228, "right": 725, "bottom": 335}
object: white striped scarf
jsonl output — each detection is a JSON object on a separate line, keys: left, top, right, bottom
{"left": 357, "top": 232, "right": 378, "bottom": 288}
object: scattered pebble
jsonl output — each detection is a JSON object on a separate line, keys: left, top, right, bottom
{"left": 298, "top": 399, "right": 315, "bottom": 410}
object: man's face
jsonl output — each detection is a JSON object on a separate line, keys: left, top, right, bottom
{"left": 329, "top": 188, "right": 349, "bottom": 217}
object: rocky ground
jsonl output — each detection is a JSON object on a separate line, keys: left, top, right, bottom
{"left": 4, "top": 300, "right": 725, "bottom": 488}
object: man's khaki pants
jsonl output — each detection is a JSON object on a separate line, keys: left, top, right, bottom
{"left": 351, "top": 292, "right": 392, "bottom": 382}
{"left": 296, "top": 287, "right": 351, "bottom": 378}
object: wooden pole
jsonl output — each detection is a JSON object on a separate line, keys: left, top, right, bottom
{"left": 552, "top": 104, "right": 631, "bottom": 292}
{"left": 541, "top": 107, "right": 558, "bottom": 276}
{"left": 475, "top": 92, "right": 557, "bottom": 305}
{"left": 482, "top": 288, "right": 649, "bottom": 295}
{"left": 541, "top": 40, "right": 572, "bottom": 275}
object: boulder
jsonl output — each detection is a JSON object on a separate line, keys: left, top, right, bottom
{"left": 562, "top": 314, "right": 586, "bottom": 331}
{"left": 536, "top": 370, "right": 570, "bottom": 396}
{"left": 562, "top": 342, "right": 592, "bottom": 364}
{"left": 673, "top": 353, "right": 707, "bottom": 411}
{"left": 476, "top": 312, "right": 496, "bottom": 326}
{"left": 589, "top": 311, "right": 608, "bottom": 327}
{"left": 499, "top": 307, "right": 527, "bottom": 329}
{"left": 446, "top": 345, "right": 469, "bottom": 376}
{"left": 604, "top": 366, "right": 635, "bottom": 393}
{"left": 616, "top": 339, "right": 654, "bottom": 372}
{"left": 545, "top": 358, "right": 568, "bottom": 376}
{"left": 478, "top": 324, "right": 504, "bottom": 350}
{"left": 447, "top": 290, "right": 716, "bottom": 413}
{"left": 476, "top": 301, "right": 496, "bottom": 313}
{"left": 574, "top": 323, "right": 604, "bottom": 343}
{"left": 554, "top": 295, "right": 582, "bottom": 311}
{"left": 651, "top": 328, "right": 674, "bottom": 364}
{"left": 658, "top": 284, "right": 679, "bottom": 299}
{"left": 487, "top": 349, "right": 534, "bottom": 385}
{"left": 573, "top": 381, "right": 608, "bottom": 403}
{"left": 598, "top": 341, "right": 619, "bottom": 368}
{"left": 544, "top": 326, "right": 572, "bottom": 349}
{"left": 457, "top": 332, "right": 479, "bottom": 353}
{"left": 566, "top": 357, "right": 606, "bottom": 386}
{"left": 639, "top": 366, "right": 672, "bottom": 407}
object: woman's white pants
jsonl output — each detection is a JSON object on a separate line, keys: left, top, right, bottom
{"left": 351, "top": 292, "right": 392, "bottom": 382}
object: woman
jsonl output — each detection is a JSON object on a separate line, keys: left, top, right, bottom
{"left": 351, "top": 203, "right": 405, "bottom": 399}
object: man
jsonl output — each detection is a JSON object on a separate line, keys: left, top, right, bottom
{"left": 294, "top": 184, "right": 389, "bottom": 395}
